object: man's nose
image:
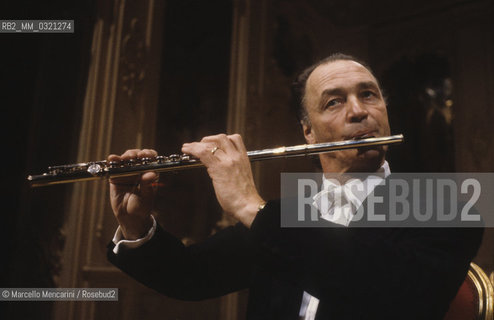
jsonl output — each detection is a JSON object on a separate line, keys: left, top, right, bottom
{"left": 346, "top": 96, "right": 368, "bottom": 122}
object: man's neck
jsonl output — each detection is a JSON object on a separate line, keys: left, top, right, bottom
{"left": 322, "top": 160, "right": 390, "bottom": 185}
{"left": 321, "top": 157, "right": 386, "bottom": 182}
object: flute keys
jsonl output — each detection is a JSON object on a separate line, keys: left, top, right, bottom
{"left": 48, "top": 166, "right": 59, "bottom": 175}
{"left": 168, "top": 154, "right": 180, "bottom": 162}
{"left": 141, "top": 157, "right": 151, "bottom": 164}
{"left": 87, "top": 163, "right": 103, "bottom": 175}
{"left": 156, "top": 156, "right": 166, "bottom": 163}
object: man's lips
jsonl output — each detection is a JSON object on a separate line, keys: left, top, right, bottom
{"left": 348, "top": 131, "right": 377, "bottom": 140}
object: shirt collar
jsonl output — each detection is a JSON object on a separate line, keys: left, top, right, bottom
{"left": 321, "top": 160, "right": 390, "bottom": 190}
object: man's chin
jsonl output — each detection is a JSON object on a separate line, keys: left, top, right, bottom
{"left": 352, "top": 148, "right": 385, "bottom": 171}
{"left": 357, "top": 146, "right": 382, "bottom": 157}
{"left": 319, "top": 147, "right": 386, "bottom": 173}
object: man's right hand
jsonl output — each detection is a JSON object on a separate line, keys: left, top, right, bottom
{"left": 108, "top": 149, "right": 158, "bottom": 240}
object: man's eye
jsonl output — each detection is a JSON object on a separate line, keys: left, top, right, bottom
{"left": 362, "top": 91, "right": 376, "bottom": 99}
{"left": 325, "top": 99, "right": 341, "bottom": 108}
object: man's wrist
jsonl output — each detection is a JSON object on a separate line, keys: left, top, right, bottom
{"left": 112, "top": 216, "right": 157, "bottom": 254}
{"left": 120, "top": 215, "right": 154, "bottom": 240}
{"left": 237, "top": 198, "right": 266, "bottom": 228}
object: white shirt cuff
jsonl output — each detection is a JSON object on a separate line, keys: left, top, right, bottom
{"left": 112, "top": 216, "right": 157, "bottom": 254}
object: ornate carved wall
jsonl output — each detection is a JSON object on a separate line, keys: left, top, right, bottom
{"left": 53, "top": 0, "right": 165, "bottom": 319}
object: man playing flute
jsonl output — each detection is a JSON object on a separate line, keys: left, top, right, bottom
{"left": 106, "top": 54, "right": 483, "bottom": 319}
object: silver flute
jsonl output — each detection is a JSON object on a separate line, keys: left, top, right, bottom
{"left": 27, "top": 134, "right": 404, "bottom": 187}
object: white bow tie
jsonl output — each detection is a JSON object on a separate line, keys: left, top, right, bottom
{"left": 311, "top": 162, "right": 391, "bottom": 227}
{"left": 312, "top": 182, "right": 363, "bottom": 226}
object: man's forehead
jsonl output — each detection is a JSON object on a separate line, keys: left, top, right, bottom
{"left": 306, "top": 60, "right": 378, "bottom": 93}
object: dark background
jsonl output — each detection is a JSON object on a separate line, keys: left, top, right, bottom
{"left": 1, "top": 1, "right": 95, "bottom": 318}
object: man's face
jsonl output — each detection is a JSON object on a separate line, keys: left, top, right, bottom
{"left": 302, "top": 60, "right": 391, "bottom": 172}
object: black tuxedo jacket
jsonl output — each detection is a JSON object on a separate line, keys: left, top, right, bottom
{"left": 108, "top": 195, "right": 483, "bottom": 319}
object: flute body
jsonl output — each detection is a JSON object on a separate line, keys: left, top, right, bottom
{"left": 27, "top": 134, "right": 404, "bottom": 187}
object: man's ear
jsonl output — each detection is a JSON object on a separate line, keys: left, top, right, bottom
{"left": 302, "top": 120, "right": 316, "bottom": 144}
